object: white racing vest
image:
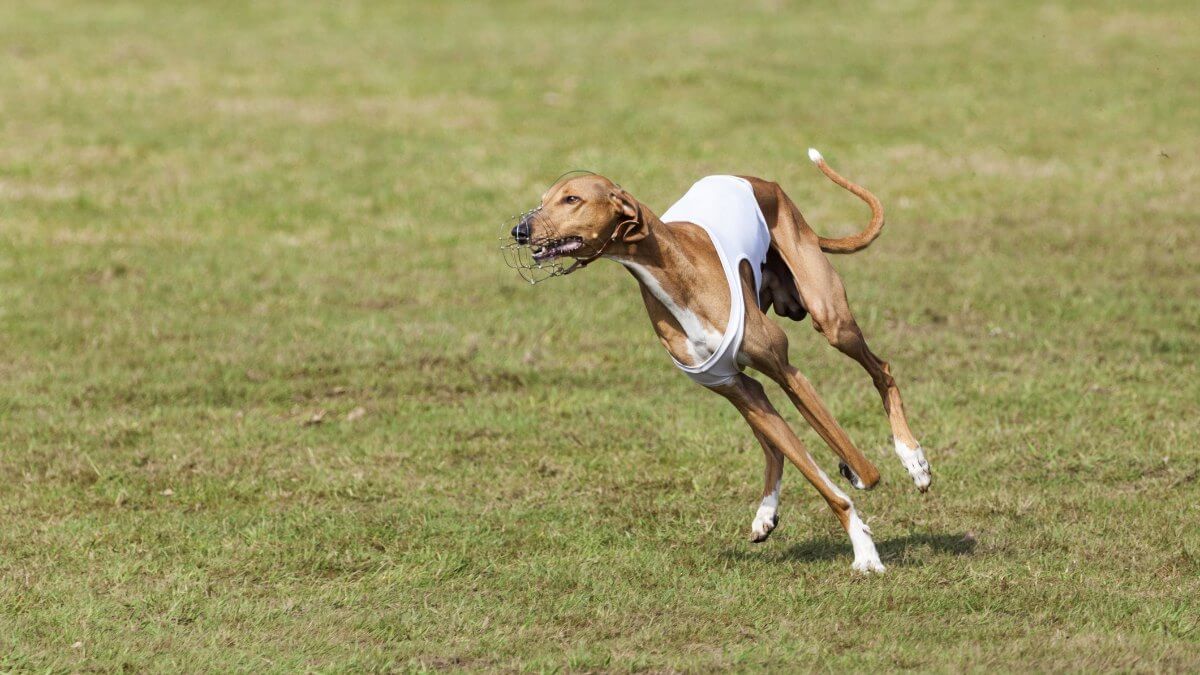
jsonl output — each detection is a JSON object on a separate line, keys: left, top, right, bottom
{"left": 659, "top": 175, "right": 772, "bottom": 387}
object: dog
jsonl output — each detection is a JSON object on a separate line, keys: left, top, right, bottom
{"left": 507, "top": 149, "right": 931, "bottom": 573}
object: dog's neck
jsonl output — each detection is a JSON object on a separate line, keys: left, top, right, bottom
{"left": 604, "top": 206, "right": 695, "bottom": 284}
{"left": 600, "top": 201, "right": 733, "bottom": 367}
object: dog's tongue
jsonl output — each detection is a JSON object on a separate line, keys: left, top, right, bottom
{"left": 533, "top": 240, "right": 582, "bottom": 261}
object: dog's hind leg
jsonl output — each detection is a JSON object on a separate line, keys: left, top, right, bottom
{"left": 756, "top": 182, "right": 931, "bottom": 492}
{"left": 770, "top": 362, "right": 882, "bottom": 490}
{"left": 740, "top": 309, "right": 882, "bottom": 491}
{"left": 803, "top": 288, "right": 932, "bottom": 492}
{"left": 714, "top": 374, "right": 883, "bottom": 573}
{"left": 749, "top": 430, "right": 784, "bottom": 543}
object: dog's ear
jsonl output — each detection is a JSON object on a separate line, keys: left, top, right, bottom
{"left": 609, "top": 188, "right": 638, "bottom": 219}
{"left": 609, "top": 188, "right": 648, "bottom": 243}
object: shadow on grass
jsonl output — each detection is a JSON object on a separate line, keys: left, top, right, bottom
{"left": 722, "top": 532, "right": 976, "bottom": 567}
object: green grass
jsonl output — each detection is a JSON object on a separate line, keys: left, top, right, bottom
{"left": 2, "top": 0, "right": 1199, "bottom": 671}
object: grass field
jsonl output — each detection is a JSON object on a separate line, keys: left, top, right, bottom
{"left": 2, "top": 0, "right": 1199, "bottom": 671}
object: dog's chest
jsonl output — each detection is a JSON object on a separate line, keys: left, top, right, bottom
{"left": 672, "top": 306, "right": 725, "bottom": 364}
{"left": 621, "top": 261, "right": 725, "bottom": 364}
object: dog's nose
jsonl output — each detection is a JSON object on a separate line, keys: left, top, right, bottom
{"left": 512, "top": 217, "right": 531, "bottom": 244}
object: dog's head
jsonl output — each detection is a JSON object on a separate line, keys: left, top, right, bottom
{"left": 511, "top": 174, "right": 647, "bottom": 264}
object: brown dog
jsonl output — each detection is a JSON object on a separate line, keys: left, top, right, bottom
{"left": 508, "top": 150, "right": 930, "bottom": 573}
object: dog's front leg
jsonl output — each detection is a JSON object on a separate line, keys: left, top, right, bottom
{"left": 714, "top": 374, "right": 884, "bottom": 573}
{"left": 749, "top": 430, "right": 784, "bottom": 543}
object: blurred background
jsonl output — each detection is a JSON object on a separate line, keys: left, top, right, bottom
{"left": 1, "top": 1, "right": 1197, "bottom": 670}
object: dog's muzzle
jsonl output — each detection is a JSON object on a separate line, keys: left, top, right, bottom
{"left": 500, "top": 206, "right": 594, "bottom": 285}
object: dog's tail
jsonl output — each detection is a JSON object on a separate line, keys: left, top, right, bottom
{"left": 807, "top": 148, "right": 885, "bottom": 254}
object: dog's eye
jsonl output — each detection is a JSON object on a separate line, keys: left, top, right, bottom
{"left": 562, "top": 195, "right": 581, "bottom": 205}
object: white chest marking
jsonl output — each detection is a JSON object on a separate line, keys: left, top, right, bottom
{"left": 618, "top": 260, "right": 723, "bottom": 364}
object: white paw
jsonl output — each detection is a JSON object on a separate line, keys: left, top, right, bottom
{"left": 852, "top": 555, "right": 886, "bottom": 574}
{"left": 750, "top": 483, "right": 781, "bottom": 543}
{"left": 750, "top": 511, "right": 779, "bottom": 543}
{"left": 894, "top": 439, "right": 932, "bottom": 492}
{"left": 847, "top": 510, "right": 885, "bottom": 573}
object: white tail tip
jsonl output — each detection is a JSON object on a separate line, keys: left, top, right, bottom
{"left": 807, "top": 148, "right": 824, "bottom": 164}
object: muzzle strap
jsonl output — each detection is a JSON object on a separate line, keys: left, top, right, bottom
{"left": 559, "top": 214, "right": 638, "bottom": 275}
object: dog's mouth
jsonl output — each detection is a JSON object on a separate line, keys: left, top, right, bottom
{"left": 530, "top": 236, "right": 584, "bottom": 261}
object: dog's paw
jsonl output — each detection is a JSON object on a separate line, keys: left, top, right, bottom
{"left": 749, "top": 512, "right": 779, "bottom": 543}
{"left": 894, "top": 440, "right": 932, "bottom": 493}
{"left": 847, "top": 511, "right": 885, "bottom": 573}
{"left": 838, "top": 461, "right": 868, "bottom": 490}
{"left": 851, "top": 555, "right": 886, "bottom": 574}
